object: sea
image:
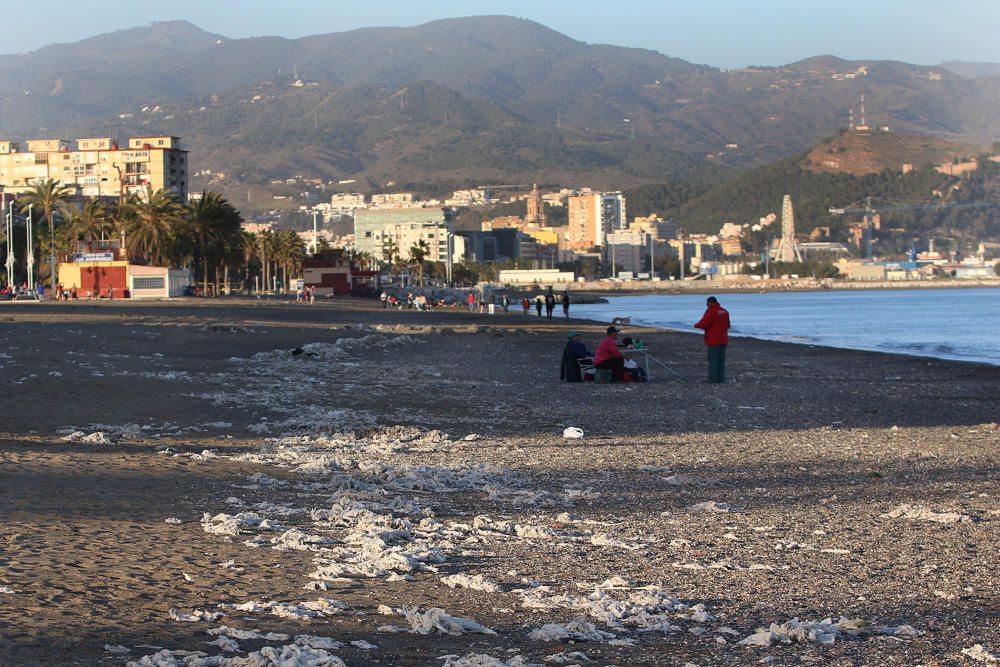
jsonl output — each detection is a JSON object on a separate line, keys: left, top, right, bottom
{"left": 570, "top": 287, "right": 1000, "bottom": 366}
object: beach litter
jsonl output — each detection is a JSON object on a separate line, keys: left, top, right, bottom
{"left": 562, "top": 427, "right": 584, "bottom": 439}
{"left": 528, "top": 618, "right": 617, "bottom": 642}
{"left": 440, "top": 655, "right": 542, "bottom": 667}
{"left": 737, "top": 617, "right": 921, "bottom": 646}
{"left": 397, "top": 606, "right": 497, "bottom": 636}
{"left": 962, "top": 644, "right": 1000, "bottom": 664}
{"left": 881, "top": 504, "right": 972, "bottom": 524}
{"left": 441, "top": 573, "right": 502, "bottom": 592}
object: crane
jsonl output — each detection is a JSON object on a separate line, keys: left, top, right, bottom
{"left": 829, "top": 197, "right": 995, "bottom": 260}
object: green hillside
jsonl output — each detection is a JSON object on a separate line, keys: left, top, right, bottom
{"left": 67, "top": 79, "right": 723, "bottom": 202}
{"left": 626, "top": 147, "right": 1000, "bottom": 243}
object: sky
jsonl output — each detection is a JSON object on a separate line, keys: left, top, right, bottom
{"left": 5, "top": 0, "right": 1000, "bottom": 68}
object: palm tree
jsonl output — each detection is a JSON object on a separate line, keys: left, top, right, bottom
{"left": 186, "top": 191, "right": 243, "bottom": 296}
{"left": 19, "top": 178, "right": 75, "bottom": 287}
{"left": 408, "top": 239, "right": 430, "bottom": 286}
{"left": 240, "top": 231, "right": 257, "bottom": 293}
{"left": 67, "top": 198, "right": 113, "bottom": 242}
{"left": 272, "top": 230, "right": 304, "bottom": 291}
{"left": 256, "top": 231, "right": 275, "bottom": 291}
{"left": 126, "top": 187, "right": 186, "bottom": 266}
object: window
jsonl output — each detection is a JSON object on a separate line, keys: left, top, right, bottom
{"left": 133, "top": 276, "right": 165, "bottom": 290}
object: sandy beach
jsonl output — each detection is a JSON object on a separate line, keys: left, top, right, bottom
{"left": 0, "top": 297, "right": 997, "bottom": 667}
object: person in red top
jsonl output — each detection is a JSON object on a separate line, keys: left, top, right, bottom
{"left": 694, "top": 296, "right": 731, "bottom": 383}
{"left": 593, "top": 325, "right": 625, "bottom": 382}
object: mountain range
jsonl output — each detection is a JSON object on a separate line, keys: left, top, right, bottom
{"left": 1, "top": 17, "right": 999, "bottom": 207}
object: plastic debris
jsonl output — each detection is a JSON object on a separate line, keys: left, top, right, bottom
{"left": 881, "top": 504, "right": 972, "bottom": 524}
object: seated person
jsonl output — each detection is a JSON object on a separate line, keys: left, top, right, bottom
{"left": 623, "top": 354, "right": 647, "bottom": 382}
{"left": 593, "top": 326, "right": 625, "bottom": 382}
{"left": 560, "top": 332, "right": 591, "bottom": 382}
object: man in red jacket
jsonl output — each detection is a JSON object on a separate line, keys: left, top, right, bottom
{"left": 593, "top": 325, "right": 625, "bottom": 382}
{"left": 694, "top": 296, "right": 730, "bottom": 383}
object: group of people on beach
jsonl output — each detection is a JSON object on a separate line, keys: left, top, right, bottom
{"left": 376, "top": 287, "right": 573, "bottom": 318}
{"left": 1, "top": 283, "right": 114, "bottom": 301}
{"left": 295, "top": 285, "right": 316, "bottom": 304}
{"left": 561, "top": 296, "right": 731, "bottom": 384}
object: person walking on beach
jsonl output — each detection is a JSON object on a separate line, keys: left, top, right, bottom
{"left": 535, "top": 294, "right": 544, "bottom": 317}
{"left": 544, "top": 292, "right": 556, "bottom": 320}
{"left": 561, "top": 290, "right": 570, "bottom": 319}
{"left": 694, "top": 296, "right": 730, "bottom": 383}
{"left": 521, "top": 296, "right": 530, "bottom": 315}
{"left": 501, "top": 293, "right": 510, "bottom": 314}
{"left": 467, "top": 292, "right": 476, "bottom": 312}
{"left": 380, "top": 290, "right": 388, "bottom": 309}
{"left": 488, "top": 293, "right": 496, "bottom": 315}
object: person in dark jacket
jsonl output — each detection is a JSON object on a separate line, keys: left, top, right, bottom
{"left": 560, "top": 332, "right": 590, "bottom": 382}
{"left": 561, "top": 290, "right": 570, "bottom": 318}
{"left": 694, "top": 296, "right": 731, "bottom": 383}
{"left": 544, "top": 292, "right": 556, "bottom": 319}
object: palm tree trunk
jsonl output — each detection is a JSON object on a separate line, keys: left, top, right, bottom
{"left": 202, "top": 254, "right": 209, "bottom": 296}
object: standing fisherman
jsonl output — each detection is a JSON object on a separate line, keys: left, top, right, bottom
{"left": 694, "top": 296, "right": 731, "bottom": 383}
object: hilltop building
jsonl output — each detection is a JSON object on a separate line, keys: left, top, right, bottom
{"left": 0, "top": 136, "right": 188, "bottom": 201}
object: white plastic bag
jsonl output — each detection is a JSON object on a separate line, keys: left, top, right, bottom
{"left": 562, "top": 427, "right": 584, "bottom": 439}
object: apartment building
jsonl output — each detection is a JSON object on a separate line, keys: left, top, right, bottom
{"left": 0, "top": 136, "right": 188, "bottom": 201}
{"left": 354, "top": 207, "right": 451, "bottom": 261}
{"left": 566, "top": 191, "right": 627, "bottom": 249}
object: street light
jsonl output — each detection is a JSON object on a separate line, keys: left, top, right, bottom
{"left": 26, "top": 204, "right": 34, "bottom": 292}
{"left": 446, "top": 232, "right": 454, "bottom": 286}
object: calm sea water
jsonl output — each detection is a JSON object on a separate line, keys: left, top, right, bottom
{"left": 570, "top": 287, "right": 1000, "bottom": 366}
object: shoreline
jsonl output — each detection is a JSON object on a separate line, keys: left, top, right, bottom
{"left": 575, "top": 277, "right": 1000, "bottom": 296}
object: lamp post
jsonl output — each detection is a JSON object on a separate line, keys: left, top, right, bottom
{"left": 446, "top": 232, "right": 454, "bottom": 287}
{"left": 25, "top": 204, "right": 34, "bottom": 292}
{"left": 4, "top": 200, "right": 14, "bottom": 288}
{"left": 310, "top": 210, "right": 319, "bottom": 256}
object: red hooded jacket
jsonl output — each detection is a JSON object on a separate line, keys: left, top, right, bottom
{"left": 695, "top": 302, "right": 730, "bottom": 346}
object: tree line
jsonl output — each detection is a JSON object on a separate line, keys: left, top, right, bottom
{"left": 0, "top": 179, "right": 308, "bottom": 295}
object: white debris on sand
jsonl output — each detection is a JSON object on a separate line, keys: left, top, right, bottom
{"left": 0, "top": 586, "right": 14, "bottom": 594}
{"left": 200, "top": 512, "right": 285, "bottom": 536}
{"left": 528, "top": 617, "right": 617, "bottom": 642}
{"left": 687, "top": 501, "right": 734, "bottom": 513}
{"left": 441, "top": 574, "right": 502, "bottom": 593}
{"left": 168, "top": 608, "right": 222, "bottom": 622}
{"left": 738, "top": 617, "right": 921, "bottom": 646}
{"left": 104, "top": 644, "right": 132, "bottom": 655}
{"left": 881, "top": 504, "right": 972, "bottom": 524}
{"left": 206, "top": 626, "right": 289, "bottom": 641}
{"left": 544, "top": 651, "right": 591, "bottom": 664}
{"left": 399, "top": 606, "right": 497, "bottom": 636}
{"left": 441, "top": 655, "right": 543, "bottom": 667}
{"left": 59, "top": 431, "right": 111, "bottom": 444}
{"left": 128, "top": 644, "right": 348, "bottom": 667}
{"left": 164, "top": 517, "right": 183, "bottom": 525}
{"left": 205, "top": 636, "right": 239, "bottom": 653}
{"left": 517, "top": 577, "right": 697, "bottom": 634}
{"left": 962, "top": 644, "right": 1000, "bottom": 664}
{"left": 221, "top": 598, "right": 348, "bottom": 620}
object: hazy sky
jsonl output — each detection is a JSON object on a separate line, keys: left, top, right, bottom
{"left": 7, "top": 0, "right": 1000, "bottom": 67}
